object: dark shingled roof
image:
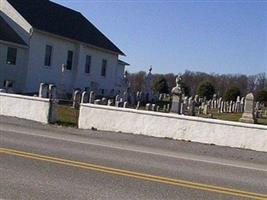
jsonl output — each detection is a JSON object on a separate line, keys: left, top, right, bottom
{"left": 7, "top": 0, "right": 125, "bottom": 55}
{"left": 0, "top": 15, "right": 26, "bottom": 45}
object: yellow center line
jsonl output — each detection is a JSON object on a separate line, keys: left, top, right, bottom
{"left": 1, "top": 147, "right": 267, "bottom": 200}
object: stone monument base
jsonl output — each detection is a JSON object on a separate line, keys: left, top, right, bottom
{"left": 239, "top": 113, "right": 256, "bottom": 124}
{"left": 170, "top": 95, "right": 182, "bottom": 114}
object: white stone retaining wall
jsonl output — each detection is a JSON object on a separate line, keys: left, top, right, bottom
{"left": 0, "top": 92, "right": 51, "bottom": 123}
{"left": 79, "top": 104, "right": 267, "bottom": 152}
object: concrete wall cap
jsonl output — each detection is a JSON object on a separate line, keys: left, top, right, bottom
{"left": 0, "top": 92, "right": 50, "bottom": 102}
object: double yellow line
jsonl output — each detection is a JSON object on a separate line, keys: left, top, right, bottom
{"left": 1, "top": 147, "right": 267, "bottom": 200}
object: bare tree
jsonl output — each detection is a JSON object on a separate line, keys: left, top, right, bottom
{"left": 128, "top": 71, "right": 146, "bottom": 93}
{"left": 127, "top": 70, "right": 266, "bottom": 97}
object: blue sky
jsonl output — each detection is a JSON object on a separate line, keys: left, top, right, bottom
{"left": 52, "top": 0, "right": 266, "bottom": 75}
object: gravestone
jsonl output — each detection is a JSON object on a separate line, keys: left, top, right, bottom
{"left": 130, "top": 94, "right": 136, "bottom": 105}
{"left": 184, "top": 96, "right": 189, "bottom": 109}
{"left": 146, "top": 103, "right": 151, "bottom": 111}
{"left": 151, "top": 104, "right": 156, "bottom": 111}
{"left": 219, "top": 101, "right": 224, "bottom": 113}
{"left": 73, "top": 90, "right": 81, "bottom": 108}
{"left": 225, "top": 101, "right": 229, "bottom": 113}
{"left": 188, "top": 97, "right": 193, "bottom": 108}
{"left": 223, "top": 101, "right": 227, "bottom": 113}
{"left": 212, "top": 94, "right": 217, "bottom": 109}
{"left": 229, "top": 101, "right": 233, "bottom": 113}
{"left": 39, "top": 83, "right": 49, "bottom": 98}
{"left": 170, "top": 75, "right": 183, "bottom": 114}
{"left": 240, "top": 97, "right": 245, "bottom": 112}
{"left": 48, "top": 84, "right": 57, "bottom": 100}
{"left": 188, "top": 100, "right": 196, "bottom": 116}
{"left": 0, "top": 88, "right": 7, "bottom": 93}
{"left": 255, "top": 101, "right": 260, "bottom": 118}
{"left": 233, "top": 102, "right": 236, "bottom": 113}
{"left": 94, "top": 99, "right": 101, "bottom": 105}
{"left": 236, "top": 96, "right": 241, "bottom": 112}
{"left": 203, "top": 104, "right": 208, "bottom": 115}
{"left": 255, "top": 101, "right": 260, "bottom": 111}
{"left": 163, "top": 93, "right": 167, "bottom": 99}
{"left": 123, "top": 102, "right": 128, "bottom": 108}
{"left": 89, "top": 91, "right": 95, "bottom": 104}
{"left": 139, "top": 91, "right": 144, "bottom": 102}
{"left": 136, "top": 91, "right": 141, "bottom": 102}
{"left": 159, "top": 94, "right": 163, "bottom": 101}
{"left": 255, "top": 110, "right": 260, "bottom": 118}
{"left": 107, "top": 99, "right": 114, "bottom": 106}
{"left": 194, "top": 95, "right": 199, "bottom": 104}
{"left": 122, "top": 91, "right": 128, "bottom": 102}
{"left": 239, "top": 93, "right": 255, "bottom": 124}
{"left": 115, "top": 101, "right": 120, "bottom": 107}
{"left": 166, "top": 104, "right": 170, "bottom": 112}
{"left": 81, "top": 91, "right": 89, "bottom": 103}
{"left": 198, "top": 107, "right": 202, "bottom": 115}
{"left": 218, "top": 97, "right": 222, "bottom": 109}
{"left": 163, "top": 105, "right": 166, "bottom": 112}
{"left": 101, "top": 98, "right": 107, "bottom": 105}
{"left": 115, "top": 95, "right": 120, "bottom": 102}
{"left": 6, "top": 87, "right": 14, "bottom": 94}
{"left": 201, "top": 102, "right": 205, "bottom": 110}
{"left": 136, "top": 101, "right": 141, "bottom": 110}
{"left": 180, "top": 102, "right": 185, "bottom": 115}
{"left": 207, "top": 100, "right": 211, "bottom": 109}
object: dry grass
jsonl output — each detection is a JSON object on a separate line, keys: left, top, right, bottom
{"left": 56, "top": 104, "right": 267, "bottom": 127}
{"left": 56, "top": 105, "right": 79, "bottom": 127}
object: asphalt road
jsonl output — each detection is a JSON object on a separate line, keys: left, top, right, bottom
{"left": 0, "top": 116, "right": 267, "bottom": 200}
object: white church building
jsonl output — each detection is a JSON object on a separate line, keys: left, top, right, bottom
{"left": 0, "top": 0, "right": 129, "bottom": 95}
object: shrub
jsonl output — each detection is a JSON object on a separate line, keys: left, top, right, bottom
{"left": 180, "top": 82, "right": 191, "bottom": 96}
{"left": 224, "top": 86, "right": 241, "bottom": 101}
{"left": 153, "top": 76, "right": 169, "bottom": 94}
{"left": 197, "top": 81, "right": 215, "bottom": 100}
{"left": 255, "top": 90, "right": 267, "bottom": 104}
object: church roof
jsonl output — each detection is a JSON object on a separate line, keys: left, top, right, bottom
{"left": 7, "top": 0, "right": 125, "bottom": 55}
{"left": 0, "top": 15, "right": 26, "bottom": 45}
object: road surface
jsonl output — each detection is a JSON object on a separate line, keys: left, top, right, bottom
{"left": 0, "top": 116, "right": 267, "bottom": 200}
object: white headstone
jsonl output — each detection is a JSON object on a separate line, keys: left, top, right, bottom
{"left": 239, "top": 93, "right": 255, "bottom": 124}
{"left": 73, "top": 90, "right": 81, "bottom": 108}
{"left": 81, "top": 91, "right": 89, "bottom": 103}
{"left": 49, "top": 84, "right": 57, "bottom": 100}
{"left": 146, "top": 103, "right": 151, "bottom": 111}
{"left": 123, "top": 102, "right": 128, "bottom": 108}
{"left": 136, "top": 101, "right": 141, "bottom": 110}
{"left": 89, "top": 91, "right": 95, "bottom": 104}
{"left": 94, "top": 99, "right": 101, "bottom": 105}
{"left": 0, "top": 88, "right": 7, "bottom": 93}
{"left": 39, "top": 83, "right": 49, "bottom": 98}
{"left": 107, "top": 99, "right": 114, "bottom": 106}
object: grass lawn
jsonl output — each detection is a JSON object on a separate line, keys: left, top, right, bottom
{"left": 56, "top": 105, "right": 79, "bottom": 127}
{"left": 56, "top": 104, "right": 267, "bottom": 127}
{"left": 197, "top": 109, "right": 267, "bottom": 125}
{"left": 257, "top": 118, "right": 267, "bottom": 126}
{"left": 212, "top": 112, "right": 242, "bottom": 122}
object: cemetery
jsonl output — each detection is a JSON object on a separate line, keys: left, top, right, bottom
{"left": 56, "top": 69, "right": 267, "bottom": 127}
{"left": 0, "top": 68, "right": 267, "bottom": 152}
